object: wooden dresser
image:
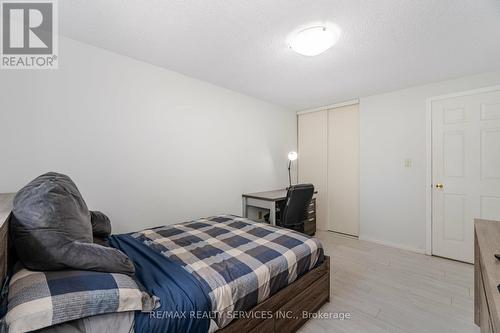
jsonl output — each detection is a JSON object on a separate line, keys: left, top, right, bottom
{"left": 475, "top": 219, "right": 500, "bottom": 332}
{"left": 0, "top": 193, "right": 15, "bottom": 288}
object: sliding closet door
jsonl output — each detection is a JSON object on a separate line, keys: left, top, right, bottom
{"left": 298, "top": 111, "right": 328, "bottom": 230}
{"left": 328, "top": 104, "right": 360, "bottom": 236}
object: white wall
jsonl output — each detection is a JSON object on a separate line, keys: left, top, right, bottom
{"left": 0, "top": 38, "right": 296, "bottom": 233}
{"left": 359, "top": 71, "right": 500, "bottom": 252}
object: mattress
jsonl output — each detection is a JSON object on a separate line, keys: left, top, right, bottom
{"left": 35, "top": 215, "right": 323, "bottom": 333}
{"left": 36, "top": 311, "right": 134, "bottom": 333}
{"left": 122, "top": 215, "right": 324, "bottom": 330}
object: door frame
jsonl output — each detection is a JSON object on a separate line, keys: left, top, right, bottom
{"left": 425, "top": 84, "right": 500, "bottom": 256}
{"left": 296, "top": 98, "right": 359, "bottom": 115}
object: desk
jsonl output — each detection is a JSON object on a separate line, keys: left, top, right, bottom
{"left": 242, "top": 189, "right": 317, "bottom": 235}
{"left": 242, "top": 190, "right": 286, "bottom": 226}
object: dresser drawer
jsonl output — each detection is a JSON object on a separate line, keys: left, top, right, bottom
{"left": 475, "top": 220, "right": 500, "bottom": 333}
{"left": 303, "top": 198, "right": 316, "bottom": 236}
{"left": 308, "top": 198, "right": 316, "bottom": 211}
{"left": 303, "top": 222, "right": 315, "bottom": 236}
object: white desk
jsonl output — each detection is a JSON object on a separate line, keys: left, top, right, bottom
{"left": 242, "top": 189, "right": 287, "bottom": 226}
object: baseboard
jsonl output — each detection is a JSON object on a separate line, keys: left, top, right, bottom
{"left": 358, "top": 235, "right": 427, "bottom": 255}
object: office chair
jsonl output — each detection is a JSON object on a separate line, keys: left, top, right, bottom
{"left": 277, "top": 184, "right": 314, "bottom": 233}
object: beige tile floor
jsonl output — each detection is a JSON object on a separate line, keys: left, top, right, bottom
{"left": 299, "top": 231, "right": 479, "bottom": 333}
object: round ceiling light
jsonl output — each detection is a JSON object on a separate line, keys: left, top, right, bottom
{"left": 288, "top": 25, "right": 340, "bottom": 56}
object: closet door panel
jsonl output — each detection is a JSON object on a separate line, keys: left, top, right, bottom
{"left": 328, "top": 104, "right": 360, "bottom": 236}
{"left": 298, "top": 111, "right": 328, "bottom": 230}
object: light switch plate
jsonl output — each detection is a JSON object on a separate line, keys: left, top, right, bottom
{"left": 404, "top": 158, "right": 413, "bottom": 168}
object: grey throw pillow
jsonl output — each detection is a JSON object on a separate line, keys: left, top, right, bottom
{"left": 90, "top": 210, "right": 112, "bottom": 237}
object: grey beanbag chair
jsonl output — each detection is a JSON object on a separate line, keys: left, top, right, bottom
{"left": 11, "top": 172, "right": 135, "bottom": 275}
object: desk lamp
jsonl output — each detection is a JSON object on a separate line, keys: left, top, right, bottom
{"left": 287, "top": 151, "right": 298, "bottom": 188}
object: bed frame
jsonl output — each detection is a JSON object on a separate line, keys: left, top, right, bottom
{"left": 219, "top": 255, "right": 330, "bottom": 333}
{"left": 0, "top": 193, "right": 330, "bottom": 333}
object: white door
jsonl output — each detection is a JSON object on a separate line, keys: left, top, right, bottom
{"left": 298, "top": 110, "right": 328, "bottom": 230}
{"left": 432, "top": 89, "right": 500, "bottom": 263}
{"left": 327, "top": 104, "right": 360, "bottom": 236}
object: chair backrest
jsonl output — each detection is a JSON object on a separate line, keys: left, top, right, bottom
{"left": 281, "top": 184, "right": 314, "bottom": 227}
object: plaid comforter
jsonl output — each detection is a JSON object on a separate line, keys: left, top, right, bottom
{"left": 132, "top": 215, "right": 324, "bottom": 329}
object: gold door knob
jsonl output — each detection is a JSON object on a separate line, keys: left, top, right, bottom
{"left": 435, "top": 183, "right": 444, "bottom": 189}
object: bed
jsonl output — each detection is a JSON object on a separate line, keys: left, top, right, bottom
{"left": 0, "top": 193, "right": 330, "bottom": 333}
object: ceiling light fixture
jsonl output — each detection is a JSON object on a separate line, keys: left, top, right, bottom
{"left": 288, "top": 24, "right": 340, "bottom": 56}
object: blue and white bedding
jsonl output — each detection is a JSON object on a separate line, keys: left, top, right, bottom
{"left": 110, "top": 215, "right": 324, "bottom": 332}
{"left": 110, "top": 232, "right": 213, "bottom": 333}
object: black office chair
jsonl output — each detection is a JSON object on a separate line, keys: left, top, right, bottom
{"left": 277, "top": 184, "right": 314, "bottom": 233}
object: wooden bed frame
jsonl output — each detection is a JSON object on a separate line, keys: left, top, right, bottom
{"left": 0, "top": 193, "right": 330, "bottom": 333}
{"left": 219, "top": 256, "right": 330, "bottom": 333}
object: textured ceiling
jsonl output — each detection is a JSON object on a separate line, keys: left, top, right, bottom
{"left": 60, "top": 0, "right": 500, "bottom": 110}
